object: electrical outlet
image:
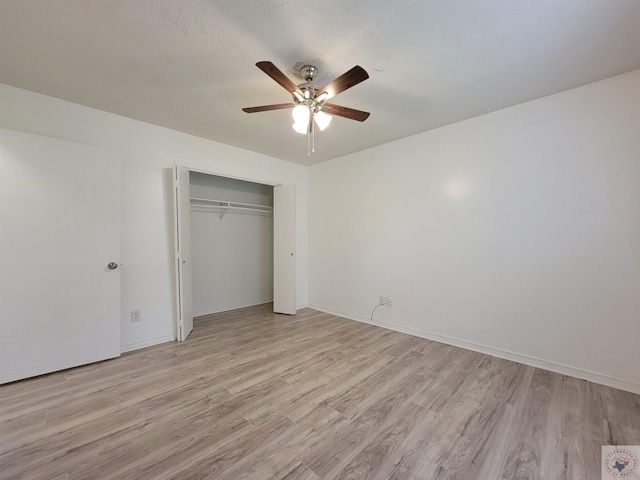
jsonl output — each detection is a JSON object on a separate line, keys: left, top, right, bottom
{"left": 387, "top": 296, "right": 394, "bottom": 306}
{"left": 131, "top": 310, "right": 141, "bottom": 322}
{"left": 379, "top": 296, "right": 393, "bottom": 306}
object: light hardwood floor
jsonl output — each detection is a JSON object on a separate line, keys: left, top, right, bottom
{"left": 1, "top": 304, "right": 639, "bottom": 479}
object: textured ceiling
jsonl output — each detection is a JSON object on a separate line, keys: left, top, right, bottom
{"left": 1, "top": 1, "right": 640, "bottom": 166}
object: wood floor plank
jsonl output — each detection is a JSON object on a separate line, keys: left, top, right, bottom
{"left": 216, "top": 405, "right": 345, "bottom": 479}
{"left": 0, "top": 406, "right": 146, "bottom": 479}
{"left": 437, "top": 399, "right": 515, "bottom": 478}
{"left": 1, "top": 304, "right": 639, "bottom": 480}
{"left": 276, "top": 462, "right": 321, "bottom": 480}
{"left": 279, "top": 354, "right": 396, "bottom": 424}
{"left": 328, "top": 351, "right": 429, "bottom": 417}
{"left": 331, "top": 402, "right": 430, "bottom": 480}
{"left": 302, "top": 373, "right": 433, "bottom": 479}
{"left": 499, "top": 369, "right": 565, "bottom": 480}
{"left": 173, "top": 413, "right": 297, "bottom": 480}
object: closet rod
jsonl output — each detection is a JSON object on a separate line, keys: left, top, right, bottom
{"left": 190, "top": 197, "right": 273, "bottom": 219}
{"left": 191, "top": 204, "right": 273, "bottom": 213}
{"left": 190, "top": 197, "right": 273, "bottom": 211}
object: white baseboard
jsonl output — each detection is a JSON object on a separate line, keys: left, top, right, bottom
{"left": 307, "top": 303, "right": 640, "bottom": 395}
{"left": 193, "top": 299, "right": 273, "bottom": 317}
{"left": 120, "top": 334, "right": 175, "bottom": 353}
{"left": 194, "top": 300, "right": 310, "bottom": 317}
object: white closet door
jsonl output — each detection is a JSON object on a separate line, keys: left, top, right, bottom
{"left": 173, "top": 166, "right": 193, "bottom": 340}
{"left": 0, "top": 128, "right": 121, "bottom": 384}
{"left": 273, "top": 185, "right": 296, "bottom": 314}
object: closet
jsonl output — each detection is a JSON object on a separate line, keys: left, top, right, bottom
{"left": 173, "top": 166, "right": 296, "bottom": 341}
{"left": 189, "top": 172, "right": 274, "bottom": 317}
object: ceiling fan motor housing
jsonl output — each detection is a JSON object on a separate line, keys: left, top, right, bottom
{"left": 296, "top": 65, "right": 320, "bottom": 104}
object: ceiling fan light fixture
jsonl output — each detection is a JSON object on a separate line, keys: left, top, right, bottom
{"left": 292, "top": 104, "right": 310, "bottom": 123}
{"left": 316, "top": 92, "right": 329, "bottom": 103}
{"left": 292, "top": 120, "right": 308, "bottom": 134}
{"left": 314, "top": 110, "right": 332, "bottom": 131}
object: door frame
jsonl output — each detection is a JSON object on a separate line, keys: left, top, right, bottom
{"left": 172, "top": 162, "right": 297, "bottom": 340}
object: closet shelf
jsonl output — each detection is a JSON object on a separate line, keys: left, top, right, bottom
{"left": 190, "top": 197, "right": 273, "bottom": 219}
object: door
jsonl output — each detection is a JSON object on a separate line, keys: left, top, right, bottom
{"left": 0, "top": 128, "right": 121, "bottom": 384}
{"left": 173, "top": 166, "right": 193, "bottom": 340}
{"left": 273, "top": 185, "right": 296, "bottom": 314}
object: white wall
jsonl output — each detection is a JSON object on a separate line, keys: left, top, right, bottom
{"left": 0, "top": 83, "right": 308, "bottom": 352}
{"left": 309, "top": 69, "right": 640, "bottom": 393}
{"left": 190, "top": 173, "right": 273, "bottom": 316}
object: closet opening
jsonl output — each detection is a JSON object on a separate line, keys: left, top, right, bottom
{"left": 190, "top": 172, "right": 274, "bottom": 319}
{"left": 173, "top": 166, "right": 296, "bottom": 341}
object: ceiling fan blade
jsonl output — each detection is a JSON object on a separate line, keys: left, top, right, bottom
{"left": 242, "top": 103, "right": 296, "bottom": 113}
{"left": 315, "top": 66, "right": 369, "bottom": 101}
{"left": 322, "top": 103, "right": 370, "bottom": 122}
{"left": 256, "top": 61, "right": 304, "bottom": 97}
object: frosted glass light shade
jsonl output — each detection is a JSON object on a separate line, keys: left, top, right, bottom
{"left": 292, "top": 121, "right": 308, "bottom": 134}
{"left": 292, "top": 104, "right": 310, "bottom": 123}
{"left": 314, "top": 111, "right": 332, "bottom": 131}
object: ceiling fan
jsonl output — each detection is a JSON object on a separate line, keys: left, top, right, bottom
{"left": 243, "top": 61, "right": 370, "bottom": 156}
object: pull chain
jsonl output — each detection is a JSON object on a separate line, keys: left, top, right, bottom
{"left": 307, "top": 117, "right": 311, "bottom": 157}
{"left": 311, "top": 114, "right": 315, "bottom": 153}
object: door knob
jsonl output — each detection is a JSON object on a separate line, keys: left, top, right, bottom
{"left": 107, "top": 262, "right": 119, "bottom": 270}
